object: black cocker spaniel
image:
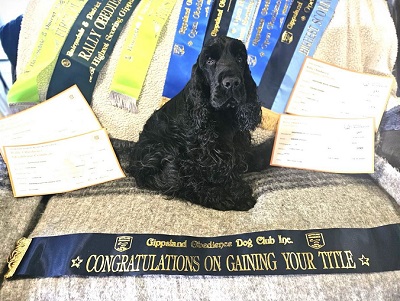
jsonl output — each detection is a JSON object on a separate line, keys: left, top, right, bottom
{"left": 129, "top": 36, "right": 272, "bottom": 211}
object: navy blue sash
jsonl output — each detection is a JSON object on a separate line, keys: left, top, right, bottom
{"left": 7, "top": 224, "right": 400, "bottom": 278}
{"left": 203, "top": 0, "right": 238, "bottom": 44}
{"left": 257, "top": 0, "right": 313, "bottom": 109}
{"left": 46, "top": 0, "right": 140, "bottom": 103}
{"left": 246, "top": 0, "right": 294, "bottom": 86}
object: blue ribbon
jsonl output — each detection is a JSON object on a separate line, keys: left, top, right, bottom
{"left": 227, "top": 0, "right": 259, "bottom": 43}
{"left": 162, "top": 0, "right": 215, "bottom": 99}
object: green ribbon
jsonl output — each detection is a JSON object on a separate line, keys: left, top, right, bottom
{"left": 109, "top": 0, "right": 177, "bottom": 113}
{"left": 7, "top": 0, "right": 88, "bottom": 105}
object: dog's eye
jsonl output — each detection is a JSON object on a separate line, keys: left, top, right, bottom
{"left": 206, "top": 57, "right": 216, "bottom": 65}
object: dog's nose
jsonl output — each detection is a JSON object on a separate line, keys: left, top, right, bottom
{"left": 222, "top": 76, "right": 241, "bottom": 90}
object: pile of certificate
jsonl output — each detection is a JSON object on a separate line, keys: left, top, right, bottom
{"left": 270, "top": 58, "right": 394, "bottom": 174}
{"left": 0, "top": 86, "right": 125, "bottom": 197}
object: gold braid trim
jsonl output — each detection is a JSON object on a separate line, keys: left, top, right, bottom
{"left": 5, "top": 237, "right": 32, "bottom": 279}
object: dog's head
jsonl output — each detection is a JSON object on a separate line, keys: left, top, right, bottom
{"left": 193, "top": 36, "right": 254, "bottom": 109}
{"left": 191, "top": 36, "right": 260, "bottom": 130}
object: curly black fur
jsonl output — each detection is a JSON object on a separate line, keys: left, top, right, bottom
{"left": 128, "top": 36, "right": 273, "bottom": 211}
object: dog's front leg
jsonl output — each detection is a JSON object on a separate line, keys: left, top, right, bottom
{"left": 246, "top": 137, "right": 275, "bottom": 172}
{"left": 183, "top": 180, "right": 256, "bottom": 211}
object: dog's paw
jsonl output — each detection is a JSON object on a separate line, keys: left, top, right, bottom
{"left": 210, "top": 190, "right": 256, "bottom": 211}
{"left": 191, "top": 183, "right": 257, "bottom": 211}
{"left": 233, "top": 195, "right": 257, "bottom": 211}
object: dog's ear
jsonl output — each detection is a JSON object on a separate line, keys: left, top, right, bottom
{"left": 190, "top": 60, "right": 209, "bottom": 94}
{"left": 188, "top": 61, "right": 212, "bottom": 131}
{"left": 236, "top": 64, "right": 261, "bottom": 131}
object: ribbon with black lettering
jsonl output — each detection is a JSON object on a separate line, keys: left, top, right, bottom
{"left": 203, "top": 0, "right": 238, "bottom": 45}
{"left": 257, "top": 0, "right": 338, "bottom": 111}
{"left": 161, "top": 0, "right": 215, "bottom": 102}
{"left": 46, "top": 0, "right": 140, "bottom": 103}
{"left": 6, "top": 224, "right": 400, "bottom": 279}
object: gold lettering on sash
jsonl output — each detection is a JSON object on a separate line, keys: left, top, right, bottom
{"left": 91, "top": 42, "right": 110, "bottom": 67}
{"left": 226, "top": 253, "right": 278, "bottom": 272}
{"left": 236, "top": 238, "right": 253, "bottom": 248}
{"left": 251, "top": 18, "right": 264, "bottom": 46}
{"left": 119, "top": 0, "right": 136, "bottom": 17}
{"left": 318, "top": 250, "right": 357, "bottom": 269}
{"left": 204, "top": 255, "right": 222, "bottom": 271}
{"left": 281, "top": 252, "right": 317, "bottom": 270}
{"left": 304, "top": 0, "right": 315, "bottom": 13}
{"left": 211, "top": 9, "right": 224, "bottom": 37}
{"left": 267, "top": 0, "right": 282, "bottom": 30}
{"left": 191, "top": 240, "right": 233, "bottom": 249}
{"left": 146, "top": 238, "right": 188, "bottom": 248}
{"left": 66, "top": 231, "right": 376, "bottom": 276}
{"left": 105, "top": 17, "right": 123, "bottom": 42}
{"left": 86, "top": 254, "right": 201, "bottom": 273}
{"left": 256, "top": 235, "right": 276, "bottom": 245}
{"left": 193, "top": 0, "right": 203, "bottom": 19}
{"left": 179, "top": 8, "right": 191, "bottom": 34}
{"left": 278, "top": 235, "right": 293, "bottom": 245}
{"left": 287, "top": 1, "right": 303, "bottom": 30}
{"left": 261, "top": 0, "right": 272, "bottom": 15}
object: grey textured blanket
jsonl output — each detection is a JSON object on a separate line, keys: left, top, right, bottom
{"left": 1, "top": 140, "right": 400, "bottom": 300}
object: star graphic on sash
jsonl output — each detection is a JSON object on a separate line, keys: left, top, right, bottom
{"left": 358, "top": 254, "right": 370, "bottom": 266}
{"left": 71, "top": 256, "right": 83, "bottom": 269}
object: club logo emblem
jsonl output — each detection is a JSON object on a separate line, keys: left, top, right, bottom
{"left": 305, "top": 232, "right": 325, "bottom": 250}
{"left": 173, "top": 44, "right": 185, "bottom": 56}
{"left": 247, "top": 55, "right": 257, "bottom": 68}
{"left": 61, "top": 58, "right": 71, "bottom": 68}
{"left": 114, "top": 236, "right": 133, "bottom": 252}
{"left": 281, "top": 31, "right": 293, "bottom": 44}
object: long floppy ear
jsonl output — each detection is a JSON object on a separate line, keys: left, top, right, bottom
{"left": 187, "top": 60, "right": 212, "bottom": 131}
{"left": 236, "top": 64, "right": 262, "bottom": 131}
{"left": 190, "top": 60, "right": 209, "bottom": 94}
